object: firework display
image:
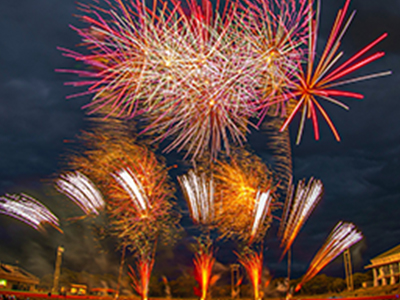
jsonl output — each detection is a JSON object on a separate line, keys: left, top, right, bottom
{"left": 178, "top": 169, "right": 215, "bottom": 226}
{"left": 56, "top": 171, "right": 105, "bottom": 216}
{"left": 0, "top": 193, "right": 61, "bottom": 233}
{"left": 295, "top": 222, "right": 363, "bottom": 292}
{"left": 59, "top": 0, "right": 388, "bottom": 161}
{"left": 213, "top": 150, "right": 275, "bottom": 243}
{"left": 0, "top": 0, "right": 384, "bottom": 298}
{"left": 237, "top": 248, "right": 263, "bottom": 300}
{"left": 278, "top": 177, "right": 324, "bottom": 259}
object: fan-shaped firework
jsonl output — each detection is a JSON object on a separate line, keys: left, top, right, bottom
{"left": 0, "top": 193, "right": 61, "bottom": 233}
{"left": 56, "top": 171, "right": 105, "bottom": 216}
{"left": 277, "top": 0, "right": 390, "bottom": 144}
{"left": 278, "top": 177, "right": 323, "bottom": 259}
{"left": 295, "top": 221, "right": 362, "bottom": 292}
{"left": 213, "top": 150, "right": 275, "bottom": 243}
{"left": 178, "top": 169, "right": 215, "bottom": 226}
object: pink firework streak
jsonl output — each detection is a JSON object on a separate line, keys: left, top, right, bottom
{"left": 0, "top": 193, "right": 62, "bottom": 233}
{"left": 275, "top": 0, "right": 391, "bottom": 144}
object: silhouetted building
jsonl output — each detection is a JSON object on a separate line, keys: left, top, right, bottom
{"left": 0, "top": 262, "right": 39, "bottom": 291}
{"left": 365, "top": 244, "right": 400, "bottom": 286}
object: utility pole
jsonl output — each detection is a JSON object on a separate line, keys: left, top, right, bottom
{"left": 52, "top": 246, "right": 64, "bottom": 295}
{"left": 230, "top": 264, "right": 240, "bottom": 299}
{"left": 343, "top": 248, "right": 354, "bottom": 291}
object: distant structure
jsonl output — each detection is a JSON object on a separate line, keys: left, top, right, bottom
{"left": 343, "top": 248, "right": 354, "bottom": 291}
{"left": 0, "top": 262, "right": 39, "bottom": 291}
{"left": 52, "top": 245, "right": 64, "bottom": 294}
{"left": 365, "top": 244, "right": 400, "bottom": 286}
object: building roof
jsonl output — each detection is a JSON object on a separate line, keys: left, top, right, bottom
{"left": 365, "top": 244, "right": 400, "bottom": 269}
{"left": 0, "top": 262, "right": 39, "bottom": 285}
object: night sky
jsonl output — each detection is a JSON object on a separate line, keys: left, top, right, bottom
{"left": 0, "top": 0, "right": 399, "bottom": 284}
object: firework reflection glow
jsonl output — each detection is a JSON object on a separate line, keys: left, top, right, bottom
{"left": 279, "top": 177, "right": 323, "bottom": 259}
{"left": 56, "top": 171, "right": 105, "bottom": 215}
{"left": 0, "top": 193, "right": 61, "bottom": 233}
{"left": 295, "top": 221, "right": 363, "bottom": 292}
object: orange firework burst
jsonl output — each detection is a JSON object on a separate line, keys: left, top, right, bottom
{"left": 193, "top": 237, "right": 216, "bottom": 300}
{"left": 66, "top": 127, "right": 180, "bottom": 252}
{"left": 237, "top": 247, "right": 263, "bottom": 300}
{"left": 213, "top": 150, "right": 276, "bottom": 243}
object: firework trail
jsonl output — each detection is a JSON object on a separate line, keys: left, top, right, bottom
{"left": 278, "top": 177, "right": 324, "bottom": 260}
{"left": 178, "top": 169, "right": 215, "bottom": 226}
{"left": 261, "top": 115, "right": 293, "bottom": 202}
{"left": 193, "top": 237, "right": 216, "bottom": 300}
{"left": 295, "top": 221, "right": 363, "bottom": 292}
{"left": 237, "top": 248, "right": 263, "bottom": 300}
{"left": 276, "top": 0, "right": 390, "bottom": 144}
{"left": 213, "top": 150, "right": 275, "bottom": 243}
{"left": 0, "top": 193, "right": 61, "bottom": 233}
{"left": 56, "top": 171, "right": 105, "bottom": 216}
